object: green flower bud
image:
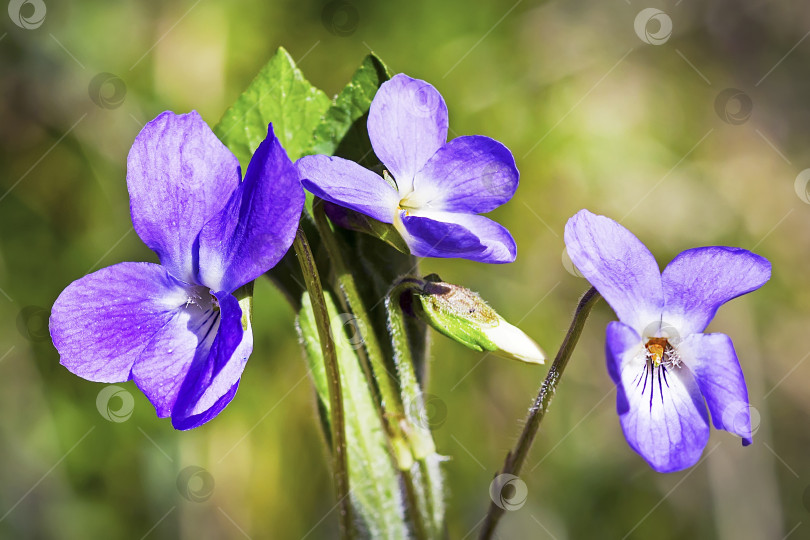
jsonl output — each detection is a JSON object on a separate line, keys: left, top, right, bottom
{"left": 404, "top": 275, "right": 545, "bottom": 365}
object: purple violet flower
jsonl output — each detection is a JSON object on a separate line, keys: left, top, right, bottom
{"left": 49, "top": 111, "right": 304, "bottom": 429}
{"left": 297, "top": 73, "right": 519, "bottom": 263}
{"left": 564, "top": 209, "right": 771, "bottom": 472}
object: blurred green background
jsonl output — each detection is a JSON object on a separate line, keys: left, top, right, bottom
{"left": 2, "top": 0, "right": 809, "bottom": 538}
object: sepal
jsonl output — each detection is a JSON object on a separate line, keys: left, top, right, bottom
{"left": 323, "top": 200, "right": 410, "bottom": 254}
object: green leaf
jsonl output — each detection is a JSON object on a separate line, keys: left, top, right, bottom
{"left": 214, "top": 46, "right": 331, "bottom": 167}
{"left": 213, "top": 48, "right": 331, "bottom": 305}
{"left": 309, "top": 53, "right": 392, "bottom": 166}
{"left": 298, "top": 291, "right": 408, "bottom": 540}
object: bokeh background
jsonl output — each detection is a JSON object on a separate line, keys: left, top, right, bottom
{"left": 2, "top": 0, "right": 809, "bottom": 538}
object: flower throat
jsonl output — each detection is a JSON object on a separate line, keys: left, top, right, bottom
{"left": 644, "top": 337, "right": 680, "bottom": 369}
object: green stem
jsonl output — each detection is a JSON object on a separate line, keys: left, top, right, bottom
{"left": 387, "top": 279, "right": 445, "bottom": 539}
{"left": 401, "top": 465, "right": 430, "bottom": 540}
{"left": 477, "top": 287, "right": 601, "bottom": 540}
{"left": 312, "top": 201, "right": 408, "bottom": 424}
{"left": 312, "top": 202, "right": 414, "bottom": 467}
{"left": 314, "top": 202, "right": 428, "bottom": 539}
{"left": 292, "top": 226, "right": 352, "bottom": 539}
{"left": 386, "top": 279, "right": 436, "bottom": 459}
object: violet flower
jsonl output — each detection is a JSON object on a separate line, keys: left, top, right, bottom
{"left": 564, "top": 209, "right": 771, "bottom": 472}
{"left": 49, "top": 111, "right": 304, "bottom": 429}
{"left": 297, "top": 73, "right": 518, "bottom": 263}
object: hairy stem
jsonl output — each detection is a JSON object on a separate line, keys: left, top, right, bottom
{"left": 313, "top": 201, "right": 429, "bottom": 539}
{"left": 388, "top": 279, "right": 445, "bottom": 539}
{"left": 386, "top": 279, "right": 437, "bottom": 460}
{"left": 478, "top": 287, "right": 601, "bottom": 540}
{"left": 312, "top": 201, "right": 408, "bottom": 426}
{"left": 293, "top": 226, "right": 352, "bottom": 539}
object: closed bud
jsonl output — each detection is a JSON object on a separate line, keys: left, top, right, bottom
{"left": 403, "top": 275, "right": 545, "bottom": 365}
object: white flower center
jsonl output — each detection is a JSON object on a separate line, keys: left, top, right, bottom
{"left": 183, "top": 286, "right": 218, "bottom": 312}
{"left": 643, "top": 337, "right": 681, "bottom": 369}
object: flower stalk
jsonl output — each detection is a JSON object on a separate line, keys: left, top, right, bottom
{"left": 387, "top": 279, "right": 445, "bottom": 538}
{"left": 312, "top": 200, "right": 414, "bottom": 466}
{"left": 292, "top": 225, "right": 352, "bottom": 539}
{"left": 478, "top": 287, "right": 601, "bottom": 540}
{"left": 386, "top": 278, "right": 438, "bottom": 460}
{"left": 313, "top": 200, "right": 431, "bottom": 539}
